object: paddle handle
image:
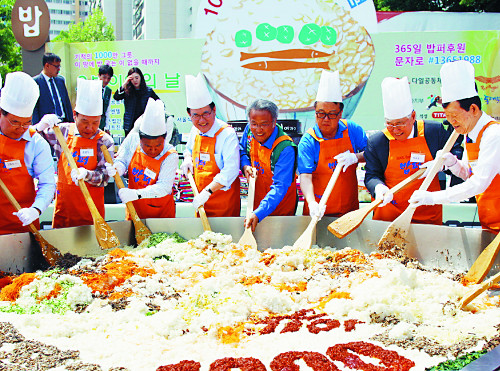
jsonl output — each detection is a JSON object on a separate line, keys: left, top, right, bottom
{"left": 319, "top": 163, "right": 343, "bottom": 210}
{"left": 464, "top": 232, "right": 500, "bottom": 284}
{"left": 0, "top": 177, "right": 39, "bottom": 236}
{"left": 101, "top": 145, "right": 141, "bottom": 221}
{"left": 245, "top": 168, "right": 257, "bottom": 220}
{"left": 460, "top": 270, "right": 500, "bottom": 309}
{"left": 420, "top": 130, "right": 460, "bottom": 190}
{"left": 187, "top": 170, "right": 211, "bottom": 231}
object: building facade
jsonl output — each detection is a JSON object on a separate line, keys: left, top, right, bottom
{"left": 45, "top": 0, "right": 90, "bottom": 38}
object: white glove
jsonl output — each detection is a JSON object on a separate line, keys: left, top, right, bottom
{"left": 104, "top": 162, "right": 126, "bottom": 177}
{"left": 309, "top": 201, "right": 326, "bottom": 220}
{"left": 36, "top": 114, "right": 60, "bottom": 131}
{"left": 334, "top": 150, "right": 358, "bottom": 172}
{"left": 119, "top": 188, "right": 140, "bottom": 203}
{"left": 374, "top": 184, "right": 393, "bottom": 207}
{"left": 419, "top": 150, "right": 458, "bottom": 178}
{"left": 181, "top": 155, "right": 194, "bottom": 177}
{"left": 13, "top": 207, "right": 39, "bottom": 226}
{"left": 192, "top": 189, "right": 210, "bottom": 210}
{"left": 408, "top": 190, "right": 435, "bottom": 207}
{"left": 70, "top": 168, "right": 88, "bottom": 185}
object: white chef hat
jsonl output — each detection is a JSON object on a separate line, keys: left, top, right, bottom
{"left": 140, "top": 98, "right": 166, "bottom": 136}
{"left": 74, "top": 78, "right": 103, "bottom": 116}
{"left": 185, "top": 73, "right": 213, "bottom": 109}
{"left": 0, "top": 72, "right": 40, "bottom": 118}
{"left": 440, "top": 60, "right": 477, "bottom": 104}
{"left": 315, "top": 70, "right": 342, "bottom": 103}
{"left": 381, "top": 76, "right": 414, "bottom": 120}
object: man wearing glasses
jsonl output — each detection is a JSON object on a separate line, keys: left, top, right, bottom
{"left": 364, "top": 76, "right": 460, "bottom": 225}
{"left": 32, "top": 53, "right": 73, "bottom": 125}
{"left": 181, "top": 73, "right": 241, "bottom": 217}
{"left": 0, "top": 72, "right": 56, "bottom": 234}
{"left": 298, "top": 70, "right": 367, "bottom": 220}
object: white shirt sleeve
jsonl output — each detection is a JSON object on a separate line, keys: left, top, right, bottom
{"left": 138, "top": 148, "right": 179, "bottom": 199}
{"left": 29, "top": 135, "right": 56, "bottom": 213}
{"left": 183, "top": 126, "right": 196, "bottom": 158}
{"left": 115, "top": 132, "right": 140, "bottom": 170}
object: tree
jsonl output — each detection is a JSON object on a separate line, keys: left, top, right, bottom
{"left": 0, "top": 0, "right": 22, "bottom": 77}
{"left": 53, "top": 8, "right": 115, "bottom": 43}
{"left": 374, "top": 0, "right": 500, "bottom": 12}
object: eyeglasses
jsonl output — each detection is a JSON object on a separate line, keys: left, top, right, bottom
{"left": 384, "top": 119, "right": 411, "bottom": 130}
{"left": 250, "top": 122, "right": 273, "bottom": 129}
{"left": 5, "top": 116, "right": 32, "bottom": 129}
{"left": 191, "top": 109, "right": 213, "bottom": 121}
{"left": 315, "top": 110, "right": 341, "bottom": 120}
{"left": 48, "top": 63, "right": 61, "bottom": 69}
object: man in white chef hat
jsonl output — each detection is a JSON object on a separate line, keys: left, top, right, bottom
{"left": 181, "top": 73, "right": 241, "bottom": 217}
{"left": 364, "top": 76, "right": 459, "bottom": 225}
{"left": 105, "top": 98, "right": 178, "bottom": 219}
{"left": 0, "top": 72, "right": 56, "bottom": 235}
{"left": 298, "top": 70, "right": 367, "bottom": 220}
{"left": 410, "top": 60, "right": 500, "bottom": 232}
{"left": 35, "top": 78, "right": 115, "bottom": 228}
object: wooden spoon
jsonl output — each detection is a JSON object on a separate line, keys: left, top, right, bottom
{"left": 0, "top": 178, "right": 62, "bottom": 266}
{"left": 53, "top": 126, "right": 120, "bottom": 249}
{"left": 186, "top": 170, "right": 211, "bottom": 231}
{"left": 463, "top": 231, "right": 500, "bottom": 284}
{"left": 377, "top": 130, "right": 460, "bottom": 249}
{"left": 328, "top": 168, "right": 425, "bottom": 239}
{"left": 292, "top": 163, "right": 343, "bottom": 249}
{"left": 101, "top": 145, "right": 152, "bottom": 245}
{"left": 238, "top": 167, "right": 257, "bottom": 248}
{"left": 460, "top": 271, "right": 500, "bottom": 309}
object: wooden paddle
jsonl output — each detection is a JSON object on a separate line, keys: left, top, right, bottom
{"left": 0, "top": 178, "right": 62, "bottom": 266}
{"left": 463, "top": 232, "right": 500, "bottom": 284}
{"left": 186, "top": 170, "right": 211, "bottom": 231}
{"left": 238, "top": 167, "right": 257, "bottom": 248}
{"left": 101, "top": 145, "right": 152, "bottom": 244}
{"left": 460, "top": 270, "right": 500, "bottom": 309}
{"left": 328, "top": 168, "right": 425, "bottom": 239}
{"left": 53, "top": 126, "right": 120, "bottom": 249}
{"left": 292, "top": 163, "right": 343, "bottom": 249}
{"left": 377, "top": 130, "right": 460, "bottom": 249}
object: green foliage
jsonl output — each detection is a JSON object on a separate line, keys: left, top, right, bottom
{"left": 52, "top": 8, "right": 115, "bottom": 43}
{"left": 147, "top": 232, "right": 187, "bottom": 248}
{"left": 426, "top": 350, "right": 487, "bottom": 370}
{"left": 0, "top": 0, "right": 22, "bottom": 77}
{"left": 374, "top": 0, "right": 500, "bottom": 11}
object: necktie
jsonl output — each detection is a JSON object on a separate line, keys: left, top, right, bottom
{"left": 49, "top": 78, "right": 63, "bottom": 118}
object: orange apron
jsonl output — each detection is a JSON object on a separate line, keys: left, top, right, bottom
{"left": 0, "top": 128, "right": 39, "bottom": 235}
{"left": 53, "top": 124, "right": 105, "bottom": 228}
{"left": 373, "top": 120, "right": 442, "bottom": 225}
{"left": 466, "top": 120, "right": 500, "bottom": 232}
{"left": 127, "top": 146, "right": 176, "bottom": 219}
{"left": 193, "top": 125, "right": 241, "bottom": 217}
{"left": 250, "top": 134, "right": 297, "bottom": 216}
{"left": 302, "top": 122, "right": 358, "bottom": 217}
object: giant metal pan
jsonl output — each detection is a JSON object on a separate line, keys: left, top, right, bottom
{"left": 1, "top": 216, "right": 499, "bottom": 276}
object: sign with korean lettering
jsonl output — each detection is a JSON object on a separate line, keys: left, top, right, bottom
{"left": 11, "top": 0, "right": 50, "bottom": 51}
{"left": 351, "top": 30, "right": 500, "bottom": 129}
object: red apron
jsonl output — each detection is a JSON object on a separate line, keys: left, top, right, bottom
{"left": 53, "top": 124, "right": 105, "bottom": 228}
{"left": 303, "top": 122, "right": 359, "bottom": 217}
{"left": 250, "top": 134, "right": 297, "bottom": 216}
{"left": 466, "top": 120, "right": 500, "bottom": 232}
{"left": 0, "top": 128, "right": 39, "bottom": 235}
{"left": 193, "top": 125, "right": 241, "bottom": 217}
{"left": 127, "top": 146, "right": 176, "bottom": 219}
{"left": 373, "top": 120, "right": 442, "bottom": 225}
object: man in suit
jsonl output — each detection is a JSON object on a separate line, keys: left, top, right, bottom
{"left": 98, "top": 64, "right": 113, "bottom": 132}
{"left": 32, "top": 53, "right": 73, "bottom": 125}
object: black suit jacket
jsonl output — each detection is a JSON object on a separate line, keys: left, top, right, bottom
{"left": 32, "top": 73, "right": 73, "bottom": 124}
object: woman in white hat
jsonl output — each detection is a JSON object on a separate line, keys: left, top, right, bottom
{"left": 410, "top": 60, "right": 500, "bottom": 232}
{"left": 35, "top": 78, "right": 115, "bottom": 229}
{"left": 298, "top": 70, "right": 367, "bottom": 220}
{"left": 0, "top": 72, "right": 56, "bottom": 234}
{"left": 105, "top": 98, "right": 178, "bottom": 219}
{"left": 364, "top": 76, "right": 461, "bottom": 225}
{"left": 181, "top": 73, "right": 241, "bottom": 217}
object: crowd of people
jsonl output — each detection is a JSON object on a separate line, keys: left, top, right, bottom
{"left": 0, "top": 52, "right": 498, "bottom": 236}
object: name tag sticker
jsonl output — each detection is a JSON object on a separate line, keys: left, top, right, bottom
{"left": 410, "top": 152, "right": 425, "bottom": 163}
{"left": 4, "top": 160, "right": 22, "bottom": 169}
{"left": 80, "top": 148, "right": 94, "bottom": 157}
{"left": 200, "top": 153, "right": 210, "bottom": 162}
{"left": 144, "top": 168, "right": 156, "bottom": 179}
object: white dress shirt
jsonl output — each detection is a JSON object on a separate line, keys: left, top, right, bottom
{"left": 42, "top": 72, "right": 65, "bottom": 117}
{"left": 184, "top": 118, "right": 240, "bottom": 190}
{"left": 115, "top": 132, "right": 178, "bottom": 199}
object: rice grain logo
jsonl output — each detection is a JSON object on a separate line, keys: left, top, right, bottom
{"left": 11, "top": 0, "right": 50, "bottom": 51}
